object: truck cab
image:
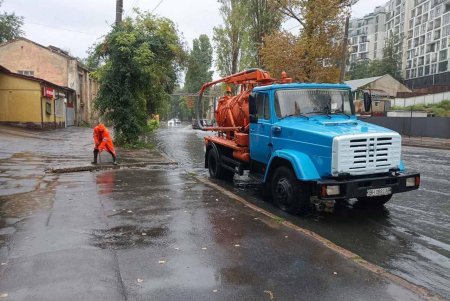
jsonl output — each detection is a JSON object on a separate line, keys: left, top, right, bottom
{"left": 245, "top": 83, "right": 420, "bottom": 213}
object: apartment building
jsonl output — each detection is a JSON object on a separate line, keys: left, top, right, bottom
{"left": 348, "top": 6, "right": 387, "bottom": 65}
{"left": 348, "top": 0, "right": 450, "bottom": 88}
{"left": 404, "top": 0, "right": 450, "bottom": 87}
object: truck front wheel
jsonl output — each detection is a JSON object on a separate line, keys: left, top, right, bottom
{"left": 207, "top": 147, "right": 234, "bottom": 181}
{"left": 271, "top": 166, "right": 310, "bottom": 214}
{"left": 356, "top": 195, "right": 392, "bottom": 207}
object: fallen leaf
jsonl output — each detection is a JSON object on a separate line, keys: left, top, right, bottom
{"left": 127, "top": 210, "right": 132, "bottom": 213}
{"left": 0, "top": 293, "right": 8, "bottom": 298}
{"left": 174, "top": 247, "right": 180, "bottom": 250}
{"left": 284, "top": 236, "right": 288, "bottom": 238}
{"left": 201, "top": 247, "right": 207, "bottom": 250}
{"left": 158, "top": 260, "right": 166, "bottom": 264}
{"left": 137, "top": 278, "right": 144, "bottom": 283}
{"left": 212, "top": 289, "right": 218, "bottom": 293}
{"left": 333, "top": 272, "right": 338, "bottom": 275}
{"left": 215, "top": 199, "right": 219, "bottom": 201}
{"left": 166, "top": 215, "right": 171, "bottom": 217}
{"left": 112, "top": 209, "right": 116, "bottom": 212}
{"left": 264, "top": 290, "right": 274, "bottom": 301}
{"left": 234, "top": 244, "right": 240, "bottom": 247}
{"left": 254, "top": 217, "right": 259, "bottom": 220}
{"left": 0, "top": 263, "right": 6, "bottom": 266}
{"left": 142, "top": 233, "right": 147, "bottom": 236}
{"left": 231, "top": 218, "right": 235, "bottom": 220}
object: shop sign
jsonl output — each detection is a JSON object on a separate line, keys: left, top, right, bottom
{"left": 43, "top": 87, "right": 55, "bottom": 98}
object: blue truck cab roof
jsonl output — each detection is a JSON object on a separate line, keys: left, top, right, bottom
{"left": 253, "top": 82, "right": 351, "bottom": 92}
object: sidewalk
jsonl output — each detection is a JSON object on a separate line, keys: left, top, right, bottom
{"left": 402, "top": 136, "right": 450, "bottom": 150}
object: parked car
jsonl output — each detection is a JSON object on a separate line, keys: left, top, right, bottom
{"left": 192, "top": 119, "right": 213, "bottom": 129}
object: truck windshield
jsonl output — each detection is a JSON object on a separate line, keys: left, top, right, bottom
{"left": 275, "top": 89, "right": 352, "bottom": 118}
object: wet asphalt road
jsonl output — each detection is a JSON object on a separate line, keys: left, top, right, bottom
{"left": 0, "top": 125, "right": 447, "bottom": 300}
{"left": 154, "top": 124, "right": 450, "bottom": 299}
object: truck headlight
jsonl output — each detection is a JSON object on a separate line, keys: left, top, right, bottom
{"left": 322, "top": 185, "right": 340, "bottom": 196}
{"left": 406, "top": 176, "right": 420, "bottom": 187}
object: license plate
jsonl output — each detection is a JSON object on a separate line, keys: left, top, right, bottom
{"left": 366, "top": 187, "right": 392, "bottom": 197}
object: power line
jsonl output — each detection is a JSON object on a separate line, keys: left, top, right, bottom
{"left": 151, "top": 0, "right": 165, "bottom": 13}
{"left": 124, "top": 0, "right": 139, "bottom": 18}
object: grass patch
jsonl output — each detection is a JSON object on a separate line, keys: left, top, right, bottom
{"left": 271, "top": 216, "right": 285, "bottom": 223}
{"left": 391, "top": 100, "right": 450, "bottom": 117}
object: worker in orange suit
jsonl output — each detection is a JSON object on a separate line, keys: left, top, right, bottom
{"left": 92, "top": 123, "right": 117, "bottom": 165}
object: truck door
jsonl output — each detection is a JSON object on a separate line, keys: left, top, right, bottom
{"left": 249, "top": 92, "right": 272, "bottom": 164}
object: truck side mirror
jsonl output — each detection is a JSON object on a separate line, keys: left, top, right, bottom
{"left": 363, "top": 92, "right": 372, "bottom": 112}
{"left": 249, "top": 93, "right": 257, "bottom": 115}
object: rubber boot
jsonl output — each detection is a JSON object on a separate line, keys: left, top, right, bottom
{"left": 91, "top": 149, "right": 99, "bottom": 164}
{"left": 112, "top": 154, "right": 118, "bottom": 165}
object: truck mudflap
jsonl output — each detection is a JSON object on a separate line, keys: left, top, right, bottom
{"left": 316, "top": 172, "right": 420, "bottom": 200}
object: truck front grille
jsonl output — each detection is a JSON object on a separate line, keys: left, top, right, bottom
{"left": 332, "top": 133, "right": 401, "bottom": 176}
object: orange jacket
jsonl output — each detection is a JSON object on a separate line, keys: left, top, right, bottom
{"left": 93, "top": 124, "right": 116, "bottom": 155}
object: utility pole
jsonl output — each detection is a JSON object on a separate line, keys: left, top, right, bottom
{"left": 116, "top": 0, "right": 123, "bottom": 26}
{"left": 339, "top": 15, "right": 350, "bottom": 83}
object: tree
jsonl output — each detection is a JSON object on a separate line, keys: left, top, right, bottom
{"left": 213, "top": 0, "right": 253, "bottom": 76}
{"left": 261, "top": 0, "right": 351, "bottom": 82}
{"left": 0, "top": 0, "right": 24, "bottom": 43}
{"left": 346, "top": 36, "right": 403, "bottom": 81}
{"left": 245, "top": 0, "right": 283, "bottom": 68}
{"left": 184, "top": 34, "right": 213, "bottom": 93}
{"left": 91, "top": 12, "right": 184, "bottom": 144}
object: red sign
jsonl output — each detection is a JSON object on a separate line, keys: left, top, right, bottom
{"left": 43, "top": 87, "right": 55, "bottom": 98}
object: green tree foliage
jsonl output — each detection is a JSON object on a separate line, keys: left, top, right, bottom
{"left": 346, "top": 35, "right": 403, "bottom": 81}
{"left": 0, "top": 0, "right": 24, "bottom": 43}
{"left": 213, "top": 0, "right": 282, "bottom": 75}
{"left": 245, "top": 0, "right": 283, "bottom": 68}
{"left": 91, "top": 12, "right": 184, "bottom": 144}
{"left": 261, "top": 0, "right": 351, "bottom": 82}
{"left": 213, "top": 0, "right": 253, "bottom": 76}
{"left": 184, "top": 34, "right": 213, "bottom": 93}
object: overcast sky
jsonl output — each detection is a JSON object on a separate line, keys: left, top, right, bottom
{"left": 2, "top": 0, "right": 387, "bottom": 59}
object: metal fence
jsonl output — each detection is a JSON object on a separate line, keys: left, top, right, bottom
{"left": 361, "top": 117, "right": 450, "bottom": 139}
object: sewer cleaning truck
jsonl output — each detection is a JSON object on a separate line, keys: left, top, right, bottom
{"left": 196, "top": 69, "right": 420, "bottom": 214}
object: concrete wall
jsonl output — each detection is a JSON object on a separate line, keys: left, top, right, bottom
{"left": 362, "top": 116, "right": 450, "bottom": 138}
{"left": 393, "top": 91, "right": 450, "bottom": 107}
{"left": 0, "top": 39, "right": 68, "bottom": 87}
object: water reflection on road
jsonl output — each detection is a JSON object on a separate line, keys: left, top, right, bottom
{"left": 154, "top": 123, "right": 450, "bottom": 299}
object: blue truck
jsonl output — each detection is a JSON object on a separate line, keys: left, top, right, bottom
{"left": 198, "top": 69, "right": 420, "bottom": 214}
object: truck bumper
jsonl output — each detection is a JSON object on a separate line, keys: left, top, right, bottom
{"left": 316, "top": 172, "right": 420, "bottom": 200}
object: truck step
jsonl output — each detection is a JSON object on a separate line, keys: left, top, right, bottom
{"left": 221, "top": 156, "right": 244, "bottom": 175}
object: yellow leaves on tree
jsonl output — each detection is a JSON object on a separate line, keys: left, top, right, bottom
{"left": 262, "top": 0, "right": 349, "bottom": 83}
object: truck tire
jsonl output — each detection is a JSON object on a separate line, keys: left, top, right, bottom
{"left": 271, "top": 166, "right": 310, "bottom": 214}
{"left": 208, "top": 147, "right": 234, "bottom": 181}
{"left": 356, "top": 195, "right": 392, "bottom": 207}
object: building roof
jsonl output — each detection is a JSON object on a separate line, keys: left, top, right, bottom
{"left": 0, "top": 65, "right": 74, "bottom": 92}
{"left": 0, "top": 37, "right": 91, "bottom": 72}
{"left": 344, "top": 76, "right": 384, "bottom": 91}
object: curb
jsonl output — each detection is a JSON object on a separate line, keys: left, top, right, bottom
{"left": 194, "top": 175, "right": 444, "bottom": 301}
{"left": 47, "top": 161, "right": 178, "bottom": 174}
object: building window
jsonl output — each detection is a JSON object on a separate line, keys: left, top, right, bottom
{"left": 439, "top": 49, "right": 447, "bottom": 60}
{"left": 438, "top": 61, "right": 448, "bottom": 72}
{"left": 18, "top": 70, "right": 34, "bottom": 76}
{"left": 425, "top": 65, "right": 430, "bottom": 75}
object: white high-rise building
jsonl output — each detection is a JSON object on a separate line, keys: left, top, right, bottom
{"left": 348, "top": 6, "right": 387, "bottom": 65}
{"left": 348, "top": 0, "right": 450, "bottom": 88}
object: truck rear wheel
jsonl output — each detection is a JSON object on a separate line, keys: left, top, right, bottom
{"left": 271, "top": 166, "right": 310, "bottom": 214}
{"left": 356, "top": 195, "right": 392, "bottom": 207}
{"left": 208, "top": 147, "right": 234, "bottom": 181}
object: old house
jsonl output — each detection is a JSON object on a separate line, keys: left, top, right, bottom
{"left": 0, "top": 65, "right": 73, "bottom": 128}
{"left": 0, "top": 37, "right": 98, "bottom": 125}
